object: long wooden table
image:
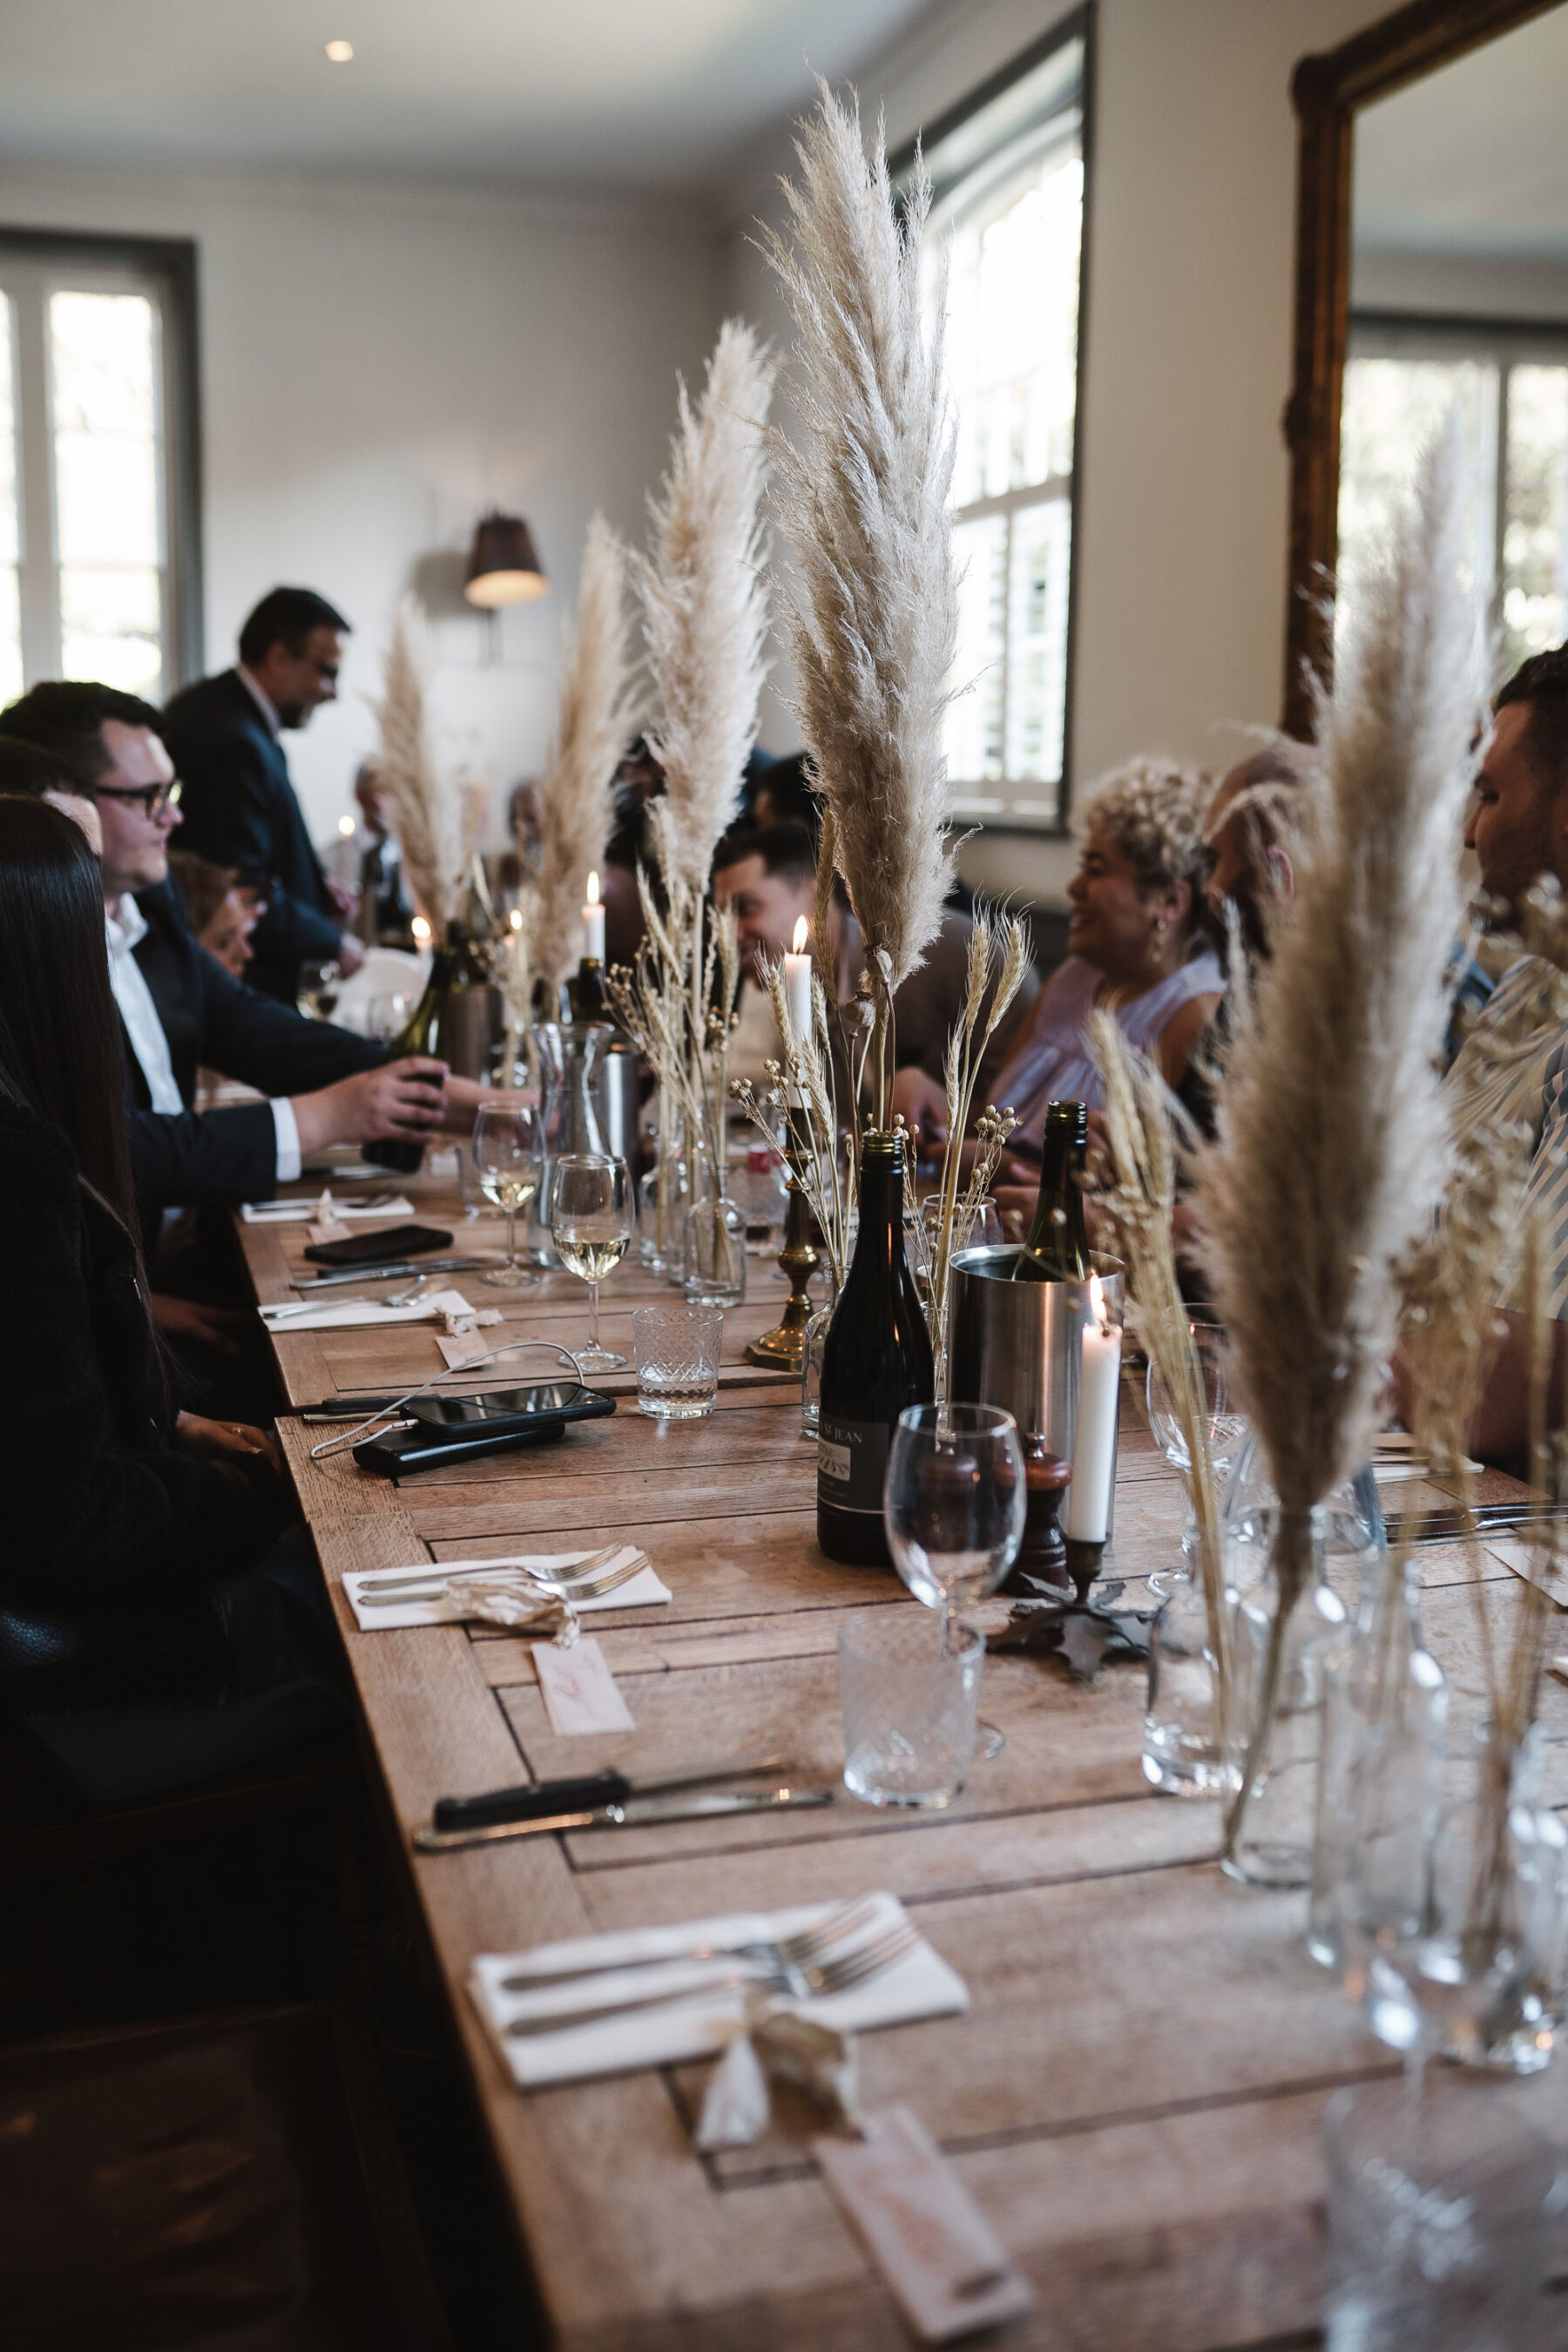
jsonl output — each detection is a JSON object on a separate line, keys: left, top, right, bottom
{"left": 240, "top": 1168, "right": 1568, "bottom": 2349}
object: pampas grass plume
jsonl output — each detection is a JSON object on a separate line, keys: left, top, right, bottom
{"left": 370, "top": 592, "right": 461, "bottom": 935}
{"left": 533, "top": 514, "right": 641, "bottom": 984}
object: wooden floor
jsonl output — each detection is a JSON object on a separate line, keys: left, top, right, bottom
{"left": 243, "top": 1171, "right": 1568, "bottom": 2350}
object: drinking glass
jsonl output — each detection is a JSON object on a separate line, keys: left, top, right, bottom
{"left": 632, "top": 1305, "right": 723, "bottom": 1418}
{"left": 1144, "top": 1321, "right": 1246, "bottom": 1599}
{"left": 550, "top": 1152, "right": 632, "bottom": 1370}
{"left": 884, "top": 1403, "right": 1026, "bottom": 1651}
{"left": 296, "top": 958, "right": 342, "bottom": 1020}
{"left": 472, "top": 1102, "right": 541, "bottom": 1288}
{"left": 839, "top": 1609, "right": 983, "bottom": 1808}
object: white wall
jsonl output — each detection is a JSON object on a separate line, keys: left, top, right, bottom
{"left": 1352, "top": 247, "right": 1568, "bottom": 322}
{"left": 0, "top": 159, "right": 726, "bottom": 842}
{"left": 727, "top": 0, "right": 1377, "bottom": 906}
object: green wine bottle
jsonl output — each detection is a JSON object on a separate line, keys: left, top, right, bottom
{"left": 816, "top": 1128, "right": 935, "bottom": 1567}
{"left": 364, "top": 943, "right": 458, "bottom": 1174}
{"left": 1012, "top": 1098, "right": 1090, "bottom": 1281}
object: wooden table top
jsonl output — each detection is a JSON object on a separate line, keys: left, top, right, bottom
{"left": 240, "top": 1167, "right": 1568, "bottom": 2350}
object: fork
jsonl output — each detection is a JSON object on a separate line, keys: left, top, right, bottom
{"left": 504, "top": 1916, "right": 919, "bottom": 2038}
{"left": 356, "top": 1550, "right": 650, "bottom": 1610}
{"left": 358, "top": 1543, "right": 624, "bottom": 1598}
{"left": 500, "top": 1892, "right": 884, "bottom": 1997}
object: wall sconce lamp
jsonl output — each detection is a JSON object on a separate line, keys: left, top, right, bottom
{"left": 463, "top": 512, "right": 548, "bottom": 608}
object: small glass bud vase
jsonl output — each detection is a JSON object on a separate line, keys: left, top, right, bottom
{"left": 801, "top": 1267, "right": 840, "bottom": 1439}
{"left": 1222, "top": 1504, "right": 1348, "bottom": 1888}
{"left": 684, "top": 1187, "right": 746, "bottom": 1308}
{"left": 1308, "top": 1556, "right": 1447, "bottom": 1976}
{"left": 1143, "top": 1578, "right": 1236, "bottom": 1800}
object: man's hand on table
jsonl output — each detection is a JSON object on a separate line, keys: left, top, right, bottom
{"left": 176, "top": 1410, "right": 283, "bottom": 1474}
{"left": 291, "top": 1056, "right": 448, "bottom": 1154}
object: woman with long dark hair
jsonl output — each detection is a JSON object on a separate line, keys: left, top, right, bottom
{"left": 0, "top": 797, "right": 297, "bottom": 1753}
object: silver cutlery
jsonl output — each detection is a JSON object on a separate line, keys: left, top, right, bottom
{"left": 265, "top": 1277, "right": 439, "bottom": 1321}
{"left": 500, "top": 1893, "right": 883, "bottom": 1997}
{"left": 384, "top": 1273, "right": 439, "bottom": 1308}
{"left": 357, "top": 1550, "right": 651, "bottom": 1611}
{"left": 357, "top": 1543, "right": 625, "bottom": 1598}
{"left": 412, "top": 1785, "right": 831, "bottom": 1854}
{"left": 504, "top": 1915, "right": 918, "bottom": 2038}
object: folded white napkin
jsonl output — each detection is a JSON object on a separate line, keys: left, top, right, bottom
{"left": 344, "top": 1544, "right": 671, "bottom": 1629}
{"left": 470, "top": 1891, "right": 968, "bottom": 2088}
{"left": 241, "top": 1193, "right": 414, "bottom": 1222}
{"left": 1372, "top": 1456, "right": 1483, "bottom": 1484}
{"left": 258, "top": 1286, "right": 476, "bottom": 1333}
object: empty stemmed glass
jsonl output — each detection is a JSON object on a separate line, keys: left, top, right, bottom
{"left": 472, "top": 1101, "right": 541, "bottom": 1288}
{"left": 549, "top": 1152, "right": 633, "bottom": 1371}
{"left": 1145, "top": 1321, "right": 1245, "bottom": 1599}
{"left": 884, "top": 1402, "right": 1025, "bottom": 1760}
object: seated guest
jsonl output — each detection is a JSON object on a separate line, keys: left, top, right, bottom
{"left": 713, "top": 821, "right": 1036, "bottom": 1098}
{"left": 0, "top": 798, "right": 308, "bottom": 1757}
{"left": 162, "top": 586, "right": 364, "bottom": 998}
{"left": 0, "top": 681, "right": 484, "bottom": 1216}
{"left": 896, "top": 759, "right": 1223, "bottom": 1152}
{"left": 353, "top": 758, "right": 416, "bottom": 943}
{"left": 169, "top": 848, "right": 260, "bottom": 979}
{"left": 1430, "top": 647, "right": 1568, "bottom": 1463}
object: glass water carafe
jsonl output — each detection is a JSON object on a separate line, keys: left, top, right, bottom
{"left": 527, "top": 1021, "right": 612, "bottom": 1268}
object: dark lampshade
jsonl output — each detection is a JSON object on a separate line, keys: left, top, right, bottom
{"left": 463, "top": 511, "right": 548, "bottom": 608}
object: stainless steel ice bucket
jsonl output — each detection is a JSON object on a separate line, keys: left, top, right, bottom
{"left": 437, "top": 982, "right": 504, "bottom": 1081}
{"left": 948, "top": 1245, "right": 1124, "bottom": 1463}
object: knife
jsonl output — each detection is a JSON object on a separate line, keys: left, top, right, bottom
{"left": 293, "top": 1256, "right": 491, "bottom": 1291}
{"left": 432, "top": 1754, "right": 790, "bottom": 1833}
{"left": 412, "top": 1786, "right": 831, "bottom": 1854}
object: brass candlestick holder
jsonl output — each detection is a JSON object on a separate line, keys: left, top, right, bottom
{"left": 745, "top": 1108, "right": 819, "bottom": 1371}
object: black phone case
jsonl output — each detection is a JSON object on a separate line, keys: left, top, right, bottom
{"left": 303, "top": 1223, "right": 455, "bottom": 1267}
{"left": 352, "top": 1389, "right": 617, "bottom": 1477}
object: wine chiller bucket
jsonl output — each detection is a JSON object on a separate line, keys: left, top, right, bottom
{"left": 948, "top": 1246, "right": 1124, "bottom": 1469}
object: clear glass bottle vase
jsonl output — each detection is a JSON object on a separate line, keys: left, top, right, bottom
{"left": 1143, "top": 1576, "right": 1236, "bottom": 1800}
{"left": 801, "top": 1265, "right": 841, "bottom": 1439}
{"left": 527, "top": 1020, "right": 611, "bottom": 1268}
{"left": 638, "top": 1096, "right": 686, "bottom": 1274}
{"left": 1222, "top": 1504, "right": 1349, "bottom": 1888}
{"left": 1308, "top": 1555, "right": 1448, "bottom": 1975}
{"left": 683, "top": 1166, "right": 746, "bottom": 1308}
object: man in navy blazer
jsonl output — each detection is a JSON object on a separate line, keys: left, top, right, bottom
{"left": 162, "top": 586, "right": 365, "bottom": 1001}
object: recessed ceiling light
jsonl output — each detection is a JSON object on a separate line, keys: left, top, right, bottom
{"left": 325, "top": 39, "right": 355, "bottom": 63}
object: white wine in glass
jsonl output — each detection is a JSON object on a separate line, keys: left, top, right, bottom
{"left": 472, "top": 1102, "right": 541, "bottom": 1288}
{"left": 549, "top": 1152, "right": 633, "bottom": 1369}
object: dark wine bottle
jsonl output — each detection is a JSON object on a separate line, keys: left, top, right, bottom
{"left": 816, "top": 1128, "right": 935, "bottom": 1567}
{"left": 1012, "top": 1098, "right": 1091, "bottom": 1281}
{"left": 364, "top": 943, "right": 458, "bottom": 1174}
{"left": 570, "top": 956, "right": 607, "bottom": 1020}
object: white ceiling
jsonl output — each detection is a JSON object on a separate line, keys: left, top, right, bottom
{"left": 1355, "top": 3, "right": 1568, "bottom": 260}
{"left": 0, "top": 0, "right": 933, "bottom": 194}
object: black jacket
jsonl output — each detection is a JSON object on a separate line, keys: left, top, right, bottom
{"left": 0, "top": 1095, "right": 280, "bottom": 1708}
{"left": 123, "top": 879, "right": 386, "bottom": 1206}
{"left": 161, "top": 668, "right": 342, "bottom": 998}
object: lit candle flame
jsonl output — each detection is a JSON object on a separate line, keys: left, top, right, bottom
{"left": 411, "top": 914, "right": 432, "bottom": 946}
{"left": 509, "top": 907, "right": 524, "bottom": 933}
{"left": 791, "top": 916, "right": 808, "bottom": 954}
{"left": 337, "top": 814, "right": 355, "bottom": 838}
{"left": 1088, "top": 1271, "right": 1106, "bottom": 1329}
{"left": 585, "top": 870, "right": 599, "bottom": 906}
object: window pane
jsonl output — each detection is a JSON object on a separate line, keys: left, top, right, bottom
{"left": 946, "top": 512, "right": 1007, "bottom": 786}
{"left": 50, "top": 289, "right": 164, "bottom": 697}
{"left": 937, "top": 137, "right": 1083, "bottom": 509}
{"left": 59, "top": 562, "right": 162, "bottom": 695}
{"left": 1337, "top": 355, "right": 1497, "bottom": 651}
{"left": 1006, "top": 497, "right": 1071, "bottom": 801}
{"left": 1502, "top": 364, "right": 1568, "bottom": 673}
{"left": 0, "top": 294, "right": 19, "bottom": 703}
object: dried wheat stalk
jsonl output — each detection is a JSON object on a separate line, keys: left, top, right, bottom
{"left": 1196, "top": 418, "right": 1483, "bottom": 1868}
{"left": 534, "top": 514, "right": 642, "bottom": 986}
{"left": 923, "top": 910, "right": 1031, "bottom": 1384}
{"left": 369, "top": 592, "right": 462, "bottom": 935}
{"left": 761, "top": 84, "right": 957, "bottom": 1125}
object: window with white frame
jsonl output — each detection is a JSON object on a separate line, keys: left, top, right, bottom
{"left": 1338, "top": 317, "right": 1568, "bottom": 678}
{"left": 0, "top": 239, "right": 199, "bottom": 706}
{"left": 902, "top": 17, "right": 1089, "bottom": 832}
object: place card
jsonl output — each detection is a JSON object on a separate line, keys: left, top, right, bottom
{"left": 308, "top": 1218, "right": 352, "bottom": 1244}
{"left": 533, "top": 1636, "right": 635, "bottom": 1735}
{"left": 439, "top": 1329, "right": 501, "bottom": 1370}
{"left": 813, "top": 2105, "right": 1035, "bottom": 2342}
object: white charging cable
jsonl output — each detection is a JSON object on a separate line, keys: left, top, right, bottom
{"left": 308, "top": 1338, "right": 589, "bottom": 1462}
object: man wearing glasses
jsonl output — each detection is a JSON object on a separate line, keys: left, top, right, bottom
{"left": 162, "top": 586, "right": 362, "bottom": 1001}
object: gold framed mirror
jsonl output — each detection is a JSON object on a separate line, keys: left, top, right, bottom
{"left": 1282, "top": 0, "right": 1565, "bottom": 734}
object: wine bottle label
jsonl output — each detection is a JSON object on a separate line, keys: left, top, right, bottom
{"left": 817, "top": 1416, "right": 890, "bottom": 1516}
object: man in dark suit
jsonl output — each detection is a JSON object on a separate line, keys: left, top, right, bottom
{"left": 162, "top": 586, "right": 365, "bottom": 1000}
{"left": 0, "top": 683, "right": 468, "bottom": 1213}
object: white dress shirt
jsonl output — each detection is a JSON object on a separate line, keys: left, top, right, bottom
{"left": 105, "top": 896, "right": 302, "bottom": 1186}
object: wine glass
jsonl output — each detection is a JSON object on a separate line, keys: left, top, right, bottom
{"left": 296, "top": 957, "right": 341, "bottom": 1020}
{"left": 1145, "top": 1321, "right": 1246, "bottom": 1599}
{"left": 472, "top": 1101, "right": 541, "bottom": 1288}
{"left": 549, "top": 1152, "right": 633, "bottom": 1370}
{"left": 884, "top": 1403, "right": 1026, "bottom": 1653}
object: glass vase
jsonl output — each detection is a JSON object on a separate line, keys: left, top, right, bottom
{"left": 638, "top": 1089, "right": 686, "bottom": 1273}
{"left": 683, "top": 1178, "right": 747, "bottom": 1308}
{"left": 801, "top": 1267, "right": 840, "bottom": 1439}
{"left": 1308, "top": 1556, "right": 1448, "bottom": 1975}
{"left": 527, "top": 1020, "right": 611, "bottom": 1269}
{"left": 1222, "top": 1504, "right": 1349, "bottom": 1888}
{"left": 1142, "top": 1575, "right": 1236, "bottom": 1800}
